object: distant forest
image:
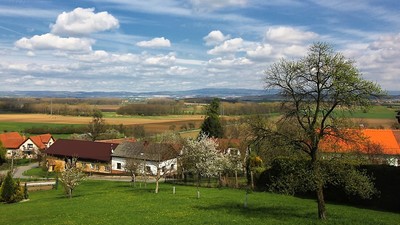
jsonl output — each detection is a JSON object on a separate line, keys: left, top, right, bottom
{"left": 0, "top": 97, "right": 280, "bottom": 116}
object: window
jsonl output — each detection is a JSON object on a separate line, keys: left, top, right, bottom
{"left": 27, "top": 143, "right": 33, "bottom": 149}
{"left": 170, "top": 164, "right": 175, "bottom": 170}
{"left": 117, "top": 163, "right": 122, "bottom": 170}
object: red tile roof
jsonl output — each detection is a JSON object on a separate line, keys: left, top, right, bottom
{"left": 45, "top": 139, "right": 117, "bottom": 162}
{"left": 30, "top": 133, "right": 54, "bottom": 149}
{"left": 0, "top": 132, "right": 25, "bottom": 149}
{"left": 320, "top": 129, "right": 400, "bottom": 155}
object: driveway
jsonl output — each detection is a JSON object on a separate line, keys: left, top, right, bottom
{"left": 12, "top": 162, "right": 39, "bottom": 179}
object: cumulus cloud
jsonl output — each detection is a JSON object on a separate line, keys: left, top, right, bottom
{"left": 50, "top": 7, "right": 119, "bottom": 36}
{"left": 246, "top": 44, "right": 273, "bottom": 60}
{"left": 265, "top": 26, "right": 318, "bottom": 43}
{"left": 136, "top": 37, "right": 171, "bottom": 48}
{"left": 15, "top": 33, "right": 94, "bottom": 51}
{"left": 203, "top": 30, "right": 230, "bottom": 46}
{"left": 207, "top": 38, "right": 245, "bottom": 55}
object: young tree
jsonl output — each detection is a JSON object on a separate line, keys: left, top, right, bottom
{"left": 87, "top": 110, "right": 106, "bottom": 141}
{"left": 260, "top": 42, "right": 384, "bottom": 219}
{"left": 147, "top": 133, "right": 182, "bottom": 194}
{"left": 200, "top": 98, "right": 223, "bottom": 138}
{"left": 59, "top": 158, "right": 86, "bottom": 198}
{"left": 124, "top": 158, "right": 141, "bottom": 186}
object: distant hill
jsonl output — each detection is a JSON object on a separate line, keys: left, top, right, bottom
{"left": 0, "top": 89, "right": 397, "bottom": 101}
{"left": 0, "top": 88, "right": 271, "bottom": 99}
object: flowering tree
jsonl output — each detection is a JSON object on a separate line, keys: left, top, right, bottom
{"left": 181, "top": 133, "right": 224, "bottom": 189}
{"left": 59, "top": 158, "right": 86, "bottom": 198}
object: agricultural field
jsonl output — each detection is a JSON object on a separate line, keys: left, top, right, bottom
{"left": 0, "top": 113, "right": 204, "bottom": 135}
{"left": 0, "top": 180, "right": 398, "bottom": 225}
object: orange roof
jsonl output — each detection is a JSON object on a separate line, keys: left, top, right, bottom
{"left": 0, "top": 132, "right": 25, "bottom": 149}
{"left": 320, "top": 129, "right": 400, "bottom": 155}
{"left": 30, "top": 133, "right": 53, "bottom": 149}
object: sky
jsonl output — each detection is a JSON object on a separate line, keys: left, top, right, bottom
{"left": 0, "top": 0, "right": 399, "bottom": 92}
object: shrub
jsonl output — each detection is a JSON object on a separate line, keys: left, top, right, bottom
{"left": 0, "top": 172, "right": 23, "bottom": 203}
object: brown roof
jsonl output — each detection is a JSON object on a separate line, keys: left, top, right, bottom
{"left": 30, "top": 133, "right": 54, "bottom": 149}
{"left": 0, "top": 132, "right": 25, "bottom": 149}
{"left": 45, "top": 139, "right": 117, "bottom": 162}
{"left": 96, "top": 137, "right": 136, "bottom": 144}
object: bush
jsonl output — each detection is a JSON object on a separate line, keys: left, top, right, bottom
{"left": 0, "top": 172, "right": 23, "bottom": 203}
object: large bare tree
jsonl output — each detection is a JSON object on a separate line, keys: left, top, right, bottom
{"left": 262, "top": 42, "right": 384, "bottom": 219}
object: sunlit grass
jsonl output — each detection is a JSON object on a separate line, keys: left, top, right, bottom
{"left": 0, "top": 180, "right": 398, "bottom": 225}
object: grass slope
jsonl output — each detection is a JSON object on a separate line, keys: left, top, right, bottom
{"left": 0, "top": 180, "right": 398, "bottom": 225}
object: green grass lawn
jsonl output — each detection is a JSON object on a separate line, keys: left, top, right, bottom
{"left": 0, "top": 180, "right": 398, "bottom": 225}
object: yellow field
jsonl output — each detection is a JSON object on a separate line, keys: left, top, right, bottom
{"left": 0, "top": 113, "right": 205, "bottom": 134}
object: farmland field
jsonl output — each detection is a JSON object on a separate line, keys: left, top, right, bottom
{"left": 0, "top": 113, "right": 204, "bottom": 135}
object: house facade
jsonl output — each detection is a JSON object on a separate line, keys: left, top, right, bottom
{"left": 45, "top": 139, "right": 117, "bottom": 173}
{"left": 111, "top": 141, "right": 179, "bottom": 176}
{"left": 0, "top": 132, "right": 55, "bottom": 159}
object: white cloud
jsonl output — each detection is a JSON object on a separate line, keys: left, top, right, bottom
{"left": 15, "top": 33, "right": 94, "bottom": 51}
{"left": 143, "top": 54, "right": 176, "bottom": 66}
{"left": 136, "top": 37, "right": 171, "bottom": 48}
{"left": 203, "top": 30, "right": 230, "bottom": 46}
{"left": 265, "top": 26, "right": 318, "bottom": 43}
{"left": 50, "top": 7, "right": 119, "bottom": 36}
{"left": 246, "top": 44, "right": 273, "bottom": 60}
{"left": 207, "top": 38, "right": 245, "bottom": 55}
{"left": 167, "top": 66, "right": 193, "bottom": 75}
{"left": 208, "top": 56, "right": 252, "bottom": 68}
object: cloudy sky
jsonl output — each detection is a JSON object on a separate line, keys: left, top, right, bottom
{"left": 0, "top": 0, "right": 399, "bottom": 92}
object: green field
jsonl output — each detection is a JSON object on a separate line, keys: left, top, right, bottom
{"left": 347, "top": 105, "right": 398, "bottom": 119}
{"left": 0, "top": 180, "right": 398, "bottom": 225}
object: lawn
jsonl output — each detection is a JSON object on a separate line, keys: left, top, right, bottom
{"left": 0, "top": 180, "right": 398, "bottom": 225}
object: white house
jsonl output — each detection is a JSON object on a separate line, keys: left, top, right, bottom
{"left": 111, "top": 141, "right": 179, "bottom": 176}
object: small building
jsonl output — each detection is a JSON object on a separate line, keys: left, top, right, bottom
{"left": 112, "top": 141, "right": 179, "bottom": 176}
{"left": 45, "top": 139, "right": 117, "bottom": 173}
{"left": 0, "top": 132, "right": 55, "bottom": 159}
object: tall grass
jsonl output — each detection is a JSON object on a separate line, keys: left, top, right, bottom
{"left": 0, "top": 180, "right": 398, "bottom": 225}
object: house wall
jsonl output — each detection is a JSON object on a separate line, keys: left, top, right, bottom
{"left": 111, "top": 157, "right": 177, "bottom": 176}
{"left": 46, "top": 156, "right": 111, "bottom": 173}
{"left": 20, "top": 139, "right": 40, "bottom": 159}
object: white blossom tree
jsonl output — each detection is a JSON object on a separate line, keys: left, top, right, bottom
{"left": 59, "top": 158, "right": 86, "bottom": 198}
{"left": 181, "top": 133, "right": 224, "bottom": 195}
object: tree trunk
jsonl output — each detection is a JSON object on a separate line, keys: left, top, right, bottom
{"left": 235, "top": 171, "right": 238, "bottom": 189}
{"left": 316, "top": 185, "right": 326, "bottom": 219}
{"left": 155, "top": 169, "right": 160, "bottom": 194}
{"left": 68, "top": 188, "right": 72, "bottom": 198}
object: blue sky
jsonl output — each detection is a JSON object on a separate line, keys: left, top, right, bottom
{"left": 0, "top": 0, "right": 399, "bottom": 92}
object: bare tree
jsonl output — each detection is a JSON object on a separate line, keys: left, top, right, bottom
{"left": 124, "top": 158, "right": 141, "bottom": 186}
{"left": 59, "top": 158, "right": 86, "bottom": 198}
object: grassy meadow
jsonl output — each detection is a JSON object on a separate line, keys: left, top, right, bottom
{"left": 1, "top": 180, "right": 399, "bottom": 225}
